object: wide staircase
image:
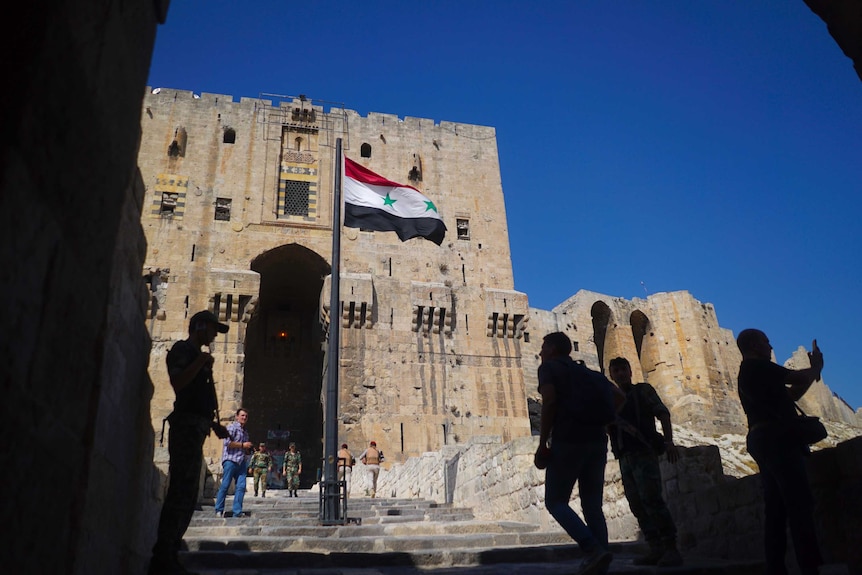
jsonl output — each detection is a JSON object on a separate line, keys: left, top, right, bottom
{"left": 180, "top": 490, "right": 765, "bottom": 574}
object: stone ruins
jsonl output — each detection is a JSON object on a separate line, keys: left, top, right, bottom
{"left": 137, "top": 88, "right": 860, "bottom": 489}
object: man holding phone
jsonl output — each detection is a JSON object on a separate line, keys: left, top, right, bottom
{"left": 149, "top": 310, "right": 229, "bottom": 575}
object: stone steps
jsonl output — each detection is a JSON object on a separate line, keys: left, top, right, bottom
{"left": 180, "top": 491, "right": 768, "bottom": 574}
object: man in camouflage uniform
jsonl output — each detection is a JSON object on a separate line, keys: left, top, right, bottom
{"left": 608, "top": 357, "right": 682, "bottom": 567}
{"left": 249, "top": 442, "right": 273, "bottom": 497}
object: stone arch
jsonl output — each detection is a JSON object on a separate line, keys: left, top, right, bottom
{"left": 630, "top": 310, "right": 649, "bottom": 359}
{"left": 630, "top": 309, "right": 658, "bottom": 383}
{"left": 591, "top": 301, "right": 612, "bottom": 373}
{"left": 243, "top": 243, "right": 330, "bottom": 487}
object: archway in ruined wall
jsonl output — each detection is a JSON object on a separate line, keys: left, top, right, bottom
{"left": 244, "top": 243, "right": 330, "bottom": 488}
{"left": 630, "top": 310, "right": 658, "bottom": 383}
{"left": 590, "top": 301, "right": 612, "bottom": 373}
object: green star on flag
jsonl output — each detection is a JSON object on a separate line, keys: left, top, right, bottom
{"left": 343, "top": 157, "right": 447, "bottom": 245}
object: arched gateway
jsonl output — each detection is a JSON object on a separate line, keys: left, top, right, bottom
{"left": 242, "top": 244, "right": 330, "bottom": 487}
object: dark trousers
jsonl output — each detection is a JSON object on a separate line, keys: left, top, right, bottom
{"left": 151, "top": 416, "right": 209, "bottom": 561}
{"left": 544, "top": 439, "right": 609, "bottom": 552}
{"left": 619, "top": 450, "right": 677, "bottom": 545}
{"left": 747, "top": 427, "right": 822, "bottom": 575}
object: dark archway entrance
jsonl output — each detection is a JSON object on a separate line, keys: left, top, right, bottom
{"left": 591, "top": 301, "right": 612, "bottom": 374}
{"left": 244, "top": 244, "right": 330, "bottom": 488}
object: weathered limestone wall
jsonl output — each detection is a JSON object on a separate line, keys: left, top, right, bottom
{"left": 372, "top": 435, "right": 638, "bottom": 541}
{"left": 2, "top": 2, "right": 161, "bottom": 574}
{"left": 375, "top": 435, "right": 862, "bottom": 570}
{"left": 525, "top": 290, "right": 861, "bottom": 435}
{"left": 138, "top": 90, "right": 532, "bottom": 470}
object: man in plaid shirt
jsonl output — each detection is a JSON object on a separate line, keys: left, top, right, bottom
{"left": 214, "top": 408, "right": 252, "bottom": 517}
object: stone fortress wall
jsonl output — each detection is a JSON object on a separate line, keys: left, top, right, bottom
{"left": 522, "top": 289, "right": 861, "bottom": 435}
{"left": 138, "top": 89, "right": 531, "bottom": 481}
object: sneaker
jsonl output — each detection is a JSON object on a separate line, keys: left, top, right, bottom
{"left": 261, "top": 493, "right": 266, "bottom": 498}
{"left": 233, "top": 512, "right": 246, "bottom": 518}
{"left": 253, "top": 492, "right": 258, "bottom": 497}
{"left": 215, "top": 511, "right": 223, "bottom": 518}
{"left": 577, "top": 548, "right": 612, "bottom": 575}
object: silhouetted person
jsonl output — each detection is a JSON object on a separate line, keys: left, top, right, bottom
{"left": 737, "top": 329, "right": 824, "bottom": 575}
{"left": 149, "top": 310, "right": 229, "bottom": 575}
{"left": 535, "top": 332, "right": 623, "bottom": 575}
{"left": 608, "top": 357, "right": 682, "bottom": 567}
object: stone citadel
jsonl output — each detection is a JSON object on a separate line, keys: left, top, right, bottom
{"left": 138, "top": 88, "right": 860, "bottom": 487}
{"left": 10, "top": 6, "right": 860, "bottom": 574}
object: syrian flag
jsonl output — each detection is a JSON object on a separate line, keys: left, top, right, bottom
{"left": 344, "top": 157, "right": 447, "bottom": 245}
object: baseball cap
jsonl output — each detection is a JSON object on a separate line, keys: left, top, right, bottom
{"left": 189, "top": 310, "right": 229, "bottom": 333}
{"left": 341, "top": 443, "right": 348, "bottom": 448}
{"left": 370, "top": 441, "right": 376, "bottom": 446}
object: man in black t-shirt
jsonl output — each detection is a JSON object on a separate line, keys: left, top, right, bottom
{"left": 535, "top": 332, "right": 624, "bottom": 575}
{"left": 149, "top": 310, "right": 229, "bottom": 575}
{"left": 737, "top": 329, "right": 824, "bottom": 575}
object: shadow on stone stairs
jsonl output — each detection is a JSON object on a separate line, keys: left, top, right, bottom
{"left": 180, "top": 491, "right": 765, "bottom": 574}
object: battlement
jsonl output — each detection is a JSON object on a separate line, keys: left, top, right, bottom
{"left": 143, "top": 86, "right": 495, "bottom": 137}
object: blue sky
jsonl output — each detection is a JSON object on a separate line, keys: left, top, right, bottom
{"left": 147, "top": 1, "right": 862, "bottom": 411}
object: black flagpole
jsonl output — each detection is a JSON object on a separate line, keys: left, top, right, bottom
{"left": 321, "top": 138, "right": 343, "bottom": 523}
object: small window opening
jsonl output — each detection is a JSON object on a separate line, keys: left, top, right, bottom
{"left": 215, "top": 198, "right": 231, "bottom": 221}
{"left": 160, "top": 192, "right": 178, "bottom": 216}
{"left": 295, "top": 137, "right": 302, "bottom": 151}
{"left": 223, "top": 128, "right": 236, "bottom": 144}
{"left": 360, "top": 143, "right": 372, "bottom": 158}
{"left": 456, "top": 219, "right": 470, "bottom": 240}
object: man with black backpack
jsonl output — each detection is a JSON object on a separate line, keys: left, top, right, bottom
{"left": 608, "top": 357, "right": 682, "bottom": 567}
{"left": 535, "top": 332, "right": 623, "bottom": 575}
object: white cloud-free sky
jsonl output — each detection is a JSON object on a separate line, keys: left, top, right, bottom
{"left": 147, "top": 1, "right": 862, "bottom": 411}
